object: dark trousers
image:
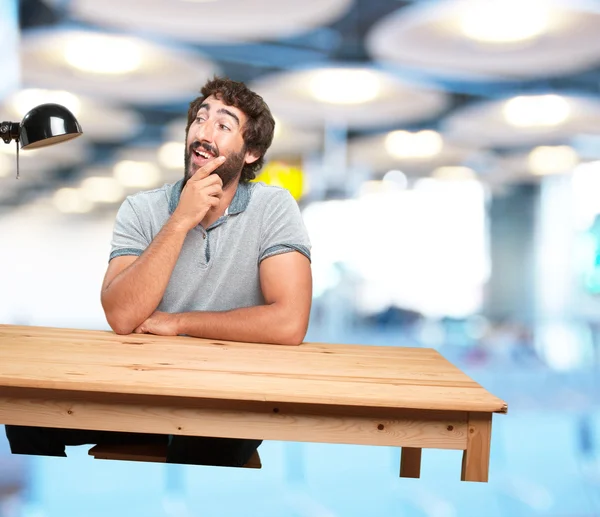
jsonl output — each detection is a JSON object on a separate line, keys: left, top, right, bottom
{"left": 4, "top": 425, "right": 261, "bottom": 467}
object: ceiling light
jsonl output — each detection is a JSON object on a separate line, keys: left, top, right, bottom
{"left": 309, "top": 69, "right": 380, "bottom": 105}
{"left": 12, "top": 89, "right": 81, "bottom": 118}
{"left": 385, "top": 130, "right": 443, "bottom": 159}
{"left": 528, "top": 145, "right": 578, "bottom": 176}
{"left": 432, "top": 166, "right": 476, "bottom": 181}
{"left": 460, "top": 0, "right": 550, "bottom": 44}
{"left": 503, "top": 95, "right": 570, "bottom": 128}
{"left": 64, "top": 34, "right": 142, "bottom": 75}
{"left": 53, "top": 188, "right": 93, "bottom": 213}
{"left": 80, "top": 177, "right": 124, "bottom": 203}
{"left": 114, "top": 160, "right": 162, "bottom": 187}
{"left": 157, "top": 142, "right": 185, "bottom": 169}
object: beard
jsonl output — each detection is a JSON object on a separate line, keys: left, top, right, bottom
{"left": 183, "top": 141, "right": 246, "bottom": 190}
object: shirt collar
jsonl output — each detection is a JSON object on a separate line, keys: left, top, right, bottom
{"left": 168, "top": 179, "right": 252, "bottom": 215}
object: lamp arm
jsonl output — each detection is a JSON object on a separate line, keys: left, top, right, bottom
{"left": 0, "top": 121, "right": 20, "bottom": 144}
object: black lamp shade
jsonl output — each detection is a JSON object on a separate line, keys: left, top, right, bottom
{"left": 19, "top": 103, "right": 83, "bottom": 150}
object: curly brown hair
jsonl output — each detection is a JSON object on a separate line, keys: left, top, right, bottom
{"left": 185, "top": 76, "right": 275, "bottom": 183}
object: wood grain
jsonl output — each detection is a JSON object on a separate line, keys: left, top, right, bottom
{"left": 0, "top": 392, "right": 469, "bottom": 449}
{"left": 0, "top": 325, "right": 508, "bottom": 413}
{"left": 461, "top": 412, "right": 492, "bottom": 482}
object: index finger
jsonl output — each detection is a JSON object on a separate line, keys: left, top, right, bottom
{"left": 190, "top": 156, "right": 226, "bottom": 181}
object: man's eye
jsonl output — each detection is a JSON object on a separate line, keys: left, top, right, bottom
{"left": 219, "top": 124, "right": 230, "bottom": 131}
{"left": 196, "top": 116, "right": 206, "bottom": 123}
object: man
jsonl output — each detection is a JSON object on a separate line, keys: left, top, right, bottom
{"left": 5, "top": 77, "right": 313, "bottom": 466}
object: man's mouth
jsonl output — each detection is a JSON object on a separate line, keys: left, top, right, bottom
{"left": 194, "top": 149, "right": 213, "bottom": 159}
{"left": 191, "top": 144, "right": 218, "bottom": 166}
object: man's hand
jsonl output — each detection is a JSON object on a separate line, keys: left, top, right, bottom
{"left": 172, "top": 156, "right": 226, "bottom": 231}
{"left": 133, "top": 311, "right": 180, "bottom": 336}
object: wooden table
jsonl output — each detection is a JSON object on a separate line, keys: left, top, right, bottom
{"left": 0, "top": 324, "right": 507, "bottom": 482}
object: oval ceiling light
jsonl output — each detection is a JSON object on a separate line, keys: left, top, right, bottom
{"left": 53, "top": 187, "right": 94, "bottom": 214}
{"left": 460, "top": 0, "right": 549, "bottom": 44}
{"left": 251, "top": 68, "right": 449, "bottom": 129}
{"left": 432, "top": 166, "right": 477, "bottom": 181}
{"left": 64, "top": 34, "right": 142, "bottom": 75}
{"left": 442, "top": 94, "right": 600, "bottom": 148}
{"left": 113, "top": 160, "right": 161, "bottom": 188}
{"left": 385, "top": 130, "right": 444, "bottom": 159}
{"left": 80, "top": 176, "right": 124, "bottom": 203}
{"left": 366, "top": 0, "right": 600, "bottom": 80}
{"left": 503, "top": 95, "right": 571, "bottom": 128}
{"left": 21, "top": 29, "right": 220, "bottom": 103}
{"left": 528, "top": 145, "right": 578, "bottom": 175}
{"left": 348, "top": 132, "right": 473, "bottom": 176}
{"left": 52, "top": 0, "right": 351, "bottom": 44}
{"left": 158, "top": 142, "right": 185, "bottom": 169}
{"left": 309, "top": 69, "right": 380, "bottom": 105}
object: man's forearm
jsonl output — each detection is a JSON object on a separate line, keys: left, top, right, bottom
{"left": 176, "top": 304, "right": 308, "bottom": 346}
{"left": 102, "top": 219, "right": 189, "bottom": 334}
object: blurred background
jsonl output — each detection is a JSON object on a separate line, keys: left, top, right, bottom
{"left": 2, "top": 0, "right": 600, "bottom": 515}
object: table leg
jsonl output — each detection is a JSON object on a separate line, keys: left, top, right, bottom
{"left": 400, "top": 447, "right": 422, "bottom": 478}
{"left": 461, "top": 412, "right": 492, "bottom": 482}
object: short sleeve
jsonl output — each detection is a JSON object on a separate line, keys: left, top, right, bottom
{"left": 109, "top": 198, "right": 150, "bottom": 261}
{"left": 259, "top": 189, "right": 311, "bottom": 264}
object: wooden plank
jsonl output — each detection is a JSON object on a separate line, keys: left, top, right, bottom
{"left": 1, "top": 340, "right": 473, "bottom": 384}
{"left": 0, "top": 391, "right": 469, "bottom": 450}
{"left": 0, "top": 372, "right": 507, "bottom": 413}
{"left": 461, "top": 412, "right": 492, "bottom": 482}
{"left": 0, "top": 325, "right": 445, "bottom": 358}
{"left": 400, "top": 447, "right": 422, "bottom": 478}
{"left": 0, "top": 325, "right": 498, "bottom": 386}
{"left": 0, "top": 325, "right": 508, "bottom": 414}
{"left": 87, "top": 444, "right": 262, "bottom": 468}
{"left": 89, "top": 443, "right": 167, "bottom": 462}
{"left": 0, "top": 326, "right": 474, "bottom": 379}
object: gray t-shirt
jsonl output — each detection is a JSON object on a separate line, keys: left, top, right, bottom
{"left": 109, "top": 180, "right": 311, "bottom": 313}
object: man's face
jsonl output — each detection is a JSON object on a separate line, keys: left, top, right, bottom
{"left": 184, "top": 95, "right": 251, "bottom": 189}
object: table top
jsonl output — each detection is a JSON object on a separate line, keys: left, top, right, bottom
{"left": 0, "top": 325, "right": 507, "bottom": 413}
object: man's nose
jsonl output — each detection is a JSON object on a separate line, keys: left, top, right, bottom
{"left": 194, "top": 121, "right": 214, "bottom": 142}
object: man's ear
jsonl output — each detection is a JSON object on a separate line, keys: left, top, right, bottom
{"left": 244, "top": 149, "right": 261, "bottom": 165}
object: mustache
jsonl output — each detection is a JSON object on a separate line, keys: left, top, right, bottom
{"left": 190, "top": 141, "right": 219, "bottom": 157}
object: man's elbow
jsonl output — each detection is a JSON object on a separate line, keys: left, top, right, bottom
{"left": 102, "top": 300, "right": 135, "bottom": 335}
{"left": 278, "top": 318, "right": 308, "bottom": 346}
{"left": 105, "top": 313, "right": 135, "bottom": 335}
{"left": 111, "top": 323, "right": 135, "bottom": 336}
